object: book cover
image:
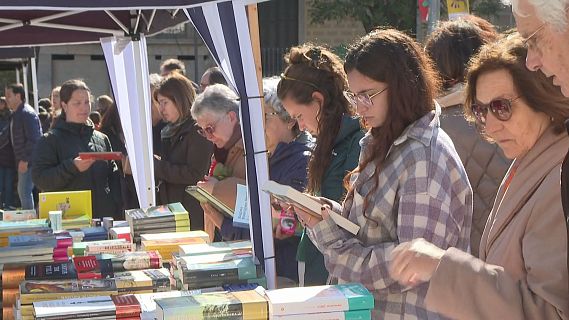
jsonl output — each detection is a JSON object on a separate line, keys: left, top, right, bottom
{"left": 132, "top": 220, "right": 189, "bottom": 231}
{"left": 73, "top": 256, "right": 114, "bottom": 279}
{"left": 78, "top": 152, "right": 122, "bottom": 161}
{"left": 25, "top": 261, "right": 77, "bottom": 280}
{"left": 272, "top": 309, "right": 371, "bottom": 320}
{"left": 104, "top": 251, "right": 162, "bottom": 272}
{"left": 8, "top": 234, "right": 57, "bottom": 248}
{"left": 33, "top": 296, "right": 115, "bottom": 319}
{"left": 85, "top": 242, "right": 135, "bottom": 255}
{"left": 155, "top": 288, "right": 267, "bottom": 320}
{"left": 265, "top": 283, "right": 374, "bottom": 316}
{"left": 185, "top": 186, "right": 234, "bottom": 218}
{"left": 262, "top": 180, "right": 360, "bottom": 235}
{"left": 114, "top": 268, "right": 170, "bottom": 292}
{"left": 111, "top": 294, "right": 141, "bottom": 318}
{"left": 38, "top": 190, "right": 92, "bottom": 219}
{"left": 2, "top": 209, "right": 37, "bottom": 221}
{"left": 179, "top": 255, "right": 258, "bottom": 289}
{"left": 20, "top": 279, "right": 118, "bottom": 304}
{"left": 179, "top": 241, "right": 252, "bottom": 257}
{"left": 135, "top": 291, "right": 194, "bottom": 320}
{"left": 71, "top": 239, "right": 127, "bottom": 256}
{"left": 139, "top": 231, "right": 210, "bottom": 242}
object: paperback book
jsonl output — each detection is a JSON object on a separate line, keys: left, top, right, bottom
{"left": 185, "top": 186, "right": 234, "bottom": 218}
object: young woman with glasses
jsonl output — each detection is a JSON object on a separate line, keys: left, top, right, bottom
{"left": 390, "top": 34, "right": 569, "bottom": 319}
{"left": 191, "top": 84, "right": 247, "bottom": 241}
{"left": 153, "top": 74, "right": 213, "bottom": 231}
{"left": 277, "top": 44, "right": 365, "bottom": 286}
{"left": 291, "top": 29, "right": 473, "bottom": 318}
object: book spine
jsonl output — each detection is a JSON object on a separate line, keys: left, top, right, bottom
{"left": 35, "top": 310, "right": 117, "bottom": 320}
{"left": 270, "top": 297, "right": 349, "bottom": 316}
{"left": 112, "top": 251, "right": 162, "bottom": 272}
{"left": 25, "top": 261, "right": 76, "bottom": 280}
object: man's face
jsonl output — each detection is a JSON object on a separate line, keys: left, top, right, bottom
{"left": 515, "top": 0, "right": 569, "bottom": 97}
{"left": 4, "top": 88, "right": 22, "bottom": 110}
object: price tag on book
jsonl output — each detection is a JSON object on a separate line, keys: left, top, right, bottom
{"left": 232, "top": 184, "right": 250, "bottom": 228}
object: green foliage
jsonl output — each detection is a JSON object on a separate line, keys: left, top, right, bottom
{"left": 470, "top": 0, "right": 507, "bottom": 19}
{"left": 309, "top": 0, "right": 416, "bottom": 33}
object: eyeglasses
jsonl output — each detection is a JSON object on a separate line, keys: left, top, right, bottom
{"left": 470, "top": 96, "right": 520, "bottom": 125}
{"left": 196, "top": 115, "right": 226, "bottom": 137}
{"left": 522, "top": 7, "right": 569, "bottom": 49}
{"left": 343, "top": 87, "right": 388, "bottom": 108}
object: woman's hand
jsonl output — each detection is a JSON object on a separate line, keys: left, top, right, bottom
{"left": 73, "top": 157, "right": 96, "bottom": 172}
{"left": 197, "top": 175, "right": 218, "bottom": 194}
{"left": 389, "top": 238, "right": 445, "bottom": 288}
{"left": 291, "top": 204, "right": 326, "bottom": 229}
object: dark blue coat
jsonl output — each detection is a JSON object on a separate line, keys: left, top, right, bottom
{"left": 10, "top": 103, "right": 42, "bottom": 164}
{"left": 0, "top": 109, "right": 15, "bottom": 168}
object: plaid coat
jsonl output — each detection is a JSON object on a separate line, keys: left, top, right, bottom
{"left": 309, "top": 106, "right": 473, "bottom": 319}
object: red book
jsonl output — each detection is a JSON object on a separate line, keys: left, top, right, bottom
{"left": 73, "top": 256, "right": 114, "bottom": 279}
{"left": 78, "top": 152, "right": 122, "bottom": 161}
{"left": 112, "top": 294, "right": 141, "bottom": 318}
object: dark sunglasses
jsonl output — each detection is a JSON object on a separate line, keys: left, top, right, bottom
{"left": 470, "top": 96, "right": 520, "bottom": 125}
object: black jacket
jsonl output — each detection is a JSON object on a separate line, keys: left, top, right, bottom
{"left": 154, "top": 118, "right": 213, "bottom": 231}
{"left": 0, "top": 108, "right": 15, "bottom": 168}
{"left": 31, "top": 119, "right": 121, "bottom": 219}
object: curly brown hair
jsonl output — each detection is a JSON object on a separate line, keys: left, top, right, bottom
{"left": 464, "top": 33, "right": 569, "bottom": 135}
{"left": 277, "top": 44, "right": 354, "bottom": 194}
{"left": 343, "top": 29, "right": 441, "bottom": 222}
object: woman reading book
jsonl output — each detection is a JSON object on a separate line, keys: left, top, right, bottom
{"left": 277, "top": 45, "right": 365, "bottom": 286}
{"left": 153, "top": 74, "right": 213, "bottom": 231}
{"left": 291, "top": 29, "right": 473, "bottom": 318}
{"left": 31, "top": 79, "right": 121, "bottom": 219}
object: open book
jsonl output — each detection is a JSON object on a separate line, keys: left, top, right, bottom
{"left": 78, "top": 152, "right": 122, "bottom": 161}
{"left": 185, "top": 186, "right": 234, "bottom": 218}
{"left": 262, "top": 180, "right": 360, "bottom": 235}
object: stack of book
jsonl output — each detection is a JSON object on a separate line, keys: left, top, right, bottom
{"left": 70, "top": 239, "right": 130, "bottom": 257}
{"left": 110, "top": 226, "right": 132, "bottom": 242}
{"left": 61, "top": 214, "right": 91, "bottom": 230}
{"left": 178, "top": 240, "right": 252, "bottom": 257}
{"left": 2, "top": 263, "right": 26, "bottom": 320}
{"left": 0, "top": 219, "right": 51, "bottom": 247}
{"left": 171, "top": 252, "right": 266, "bottom": 291}
{"left": 32, "top": 294, "right": 142, "bottom": 320}
{"left": 16, "top": 279, "right": 119, "bottom": 319}
{"left": 264, "top": 283, "right": 374, "bottom": 320}
{"left": 114, "top": 268, "right": 172, "bottom": 294}
{"left": 8, "top": 233, "right": 72, "bottom": 262}
{"left": 155, "top": 287, "right": 268, "bottom": 320}
{"left": 81, "top": 226, "right": 109, "bottom": 242}
{"left": 125, "top": 203, "right": 191, "bottom": 243}
{"left": 139, "top": 231, "right": 210, "bottom": 260}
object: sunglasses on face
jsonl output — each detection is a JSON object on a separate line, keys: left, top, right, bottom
{"left": 470, "top": 96, "right": 520, "bottom": 125}
{"left": 343, "top": 87, "right": 388, "bottom": 108}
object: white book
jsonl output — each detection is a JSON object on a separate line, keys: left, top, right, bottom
{"left": 33, "top": 296, "right": 115, "bottom": 318}
{"left": 272, "top": 309, "right": 371, "bottom": 320}
{"left": 265, "top": 283, "right": 374, "bottom": 316}
{"left": 135, "top": 290, "right": 195, "bottom": 320}
{"left": 262, "top": 180, "right": 360, "bottom": 235}
{"left": 140, "top": 231, "right": 210, "bottom": 243}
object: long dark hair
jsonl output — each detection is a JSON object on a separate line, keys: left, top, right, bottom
{"left": 59, "top": 79, "right": 91, "bottom": 121}
{"left": 99, "top": 102, "right": 122, "bottom": 136}
{"left": 344, "top": 29, "right": 441, "bottom": 221}
{"left": 277, "top": 44, "right": 353, "bottom": 194}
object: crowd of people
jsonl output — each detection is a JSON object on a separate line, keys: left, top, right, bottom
{"left": 1, "top": 0, "right": 569, "bottom": 318}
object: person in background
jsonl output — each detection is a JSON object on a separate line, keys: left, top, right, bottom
{"left": 199, "top": 67, "right": 228, "bottom": 92}
{"left": 291, "top": 30, "right": 473, "bottom": 318}
{"left": 425, "top": 17, "right": 510, "bottom": 256}
{"left": 99, "top": 103, "right": 139, "bottom": 211}
{"left": 506, "top": 0, "right": 569, "bottom": 290}
{"left": 95, "top": 95, "right": 113, "bottom": 117}
{"left": 149, "top": 73, "right": 167, "bottom": 156}
{"left": 0, "top": 97, "right": 16, "bottom": 210}
{"left": 153, "top": 74, "right": 213, "bottom": 231}
{"left": 389, "top": 34, "right": 569, "bottom": 319}
{"left": 277, "top": 44, "right": 365, "bottom": 286}
{"left": 5, "top": 83, "right": 42, "bottom": 210}
{"left": 264, "top": 76, "right": 313, "bottom": 284}
{"left": 89, "top": 111, "right": 102, "bottom": 130}
{"left": 191, "top": 84, "right": 245, "bottom": 241}
{"left": 37, "top": 98, "right": 53, "bottom": 134}
{"left": 50, "top": 86, "right": 61, "bottom": 116}
{"left": 160, "top": 58, "right": 186, "bottom": 77}
{"left": 32, "top": 79, "right": 121, "bottom": 219}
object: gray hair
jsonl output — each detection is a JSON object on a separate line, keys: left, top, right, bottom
{"left": 263, "top": 76, "right": 291, "bottom": 122}
{"left": 504, "top": 0, "right": 569, "bottom": 32}
{"left": 191, "top": 84, "right": 240, "bottom": 120}
{"left": 149, "top": 73, "right": 162, "bottom": 91}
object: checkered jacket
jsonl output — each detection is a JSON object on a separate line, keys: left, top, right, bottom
{"left": 309, "top": 106, "right": 473, "bottom": 319}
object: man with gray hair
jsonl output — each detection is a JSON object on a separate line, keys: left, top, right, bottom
{"left": 506, "top": 0, "right": 569, "bottom": 294}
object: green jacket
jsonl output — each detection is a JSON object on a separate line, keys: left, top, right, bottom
{"left": 297, "top": 115, "right": 364, "bottom": 285}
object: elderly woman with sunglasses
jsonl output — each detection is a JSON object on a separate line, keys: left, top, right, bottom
{"left": 153, "top": 74, "right": 213, "bottom": 231}
{"left": 389, "top": 34, "right": 569, "bottom": 319}
{"left": 191, "top": 84, "right": 247, "bottom": 241}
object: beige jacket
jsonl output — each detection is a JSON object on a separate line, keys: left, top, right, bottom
{"left": 212, "top": 138, "right": 246, "bottom": 210}
{"left": 425, "top": 126, "right": 569, "bottom": 319}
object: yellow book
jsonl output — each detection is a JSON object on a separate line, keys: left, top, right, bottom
{"left": 38, "top": 190, "right": 92, "bottom": 219}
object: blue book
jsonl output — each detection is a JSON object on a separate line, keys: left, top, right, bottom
{"left": 9, "top": 234, "right": 57, "bottom": 247}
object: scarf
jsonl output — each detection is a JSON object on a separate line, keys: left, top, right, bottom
{"left": 161, "top": 117, "right": 189, "bottom": 140}
{"left": 213, "top": 123, "right": 242, "bottom": 164}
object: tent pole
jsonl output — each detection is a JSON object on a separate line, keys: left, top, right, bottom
{"left": 15, "top": 67, "right": 20, "bottom": 84}
{"left": 31, "top": 56, "right": 39, "bottom": 113}
{"left": 23, "top": 63, "right": 29, "bottom": 105}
